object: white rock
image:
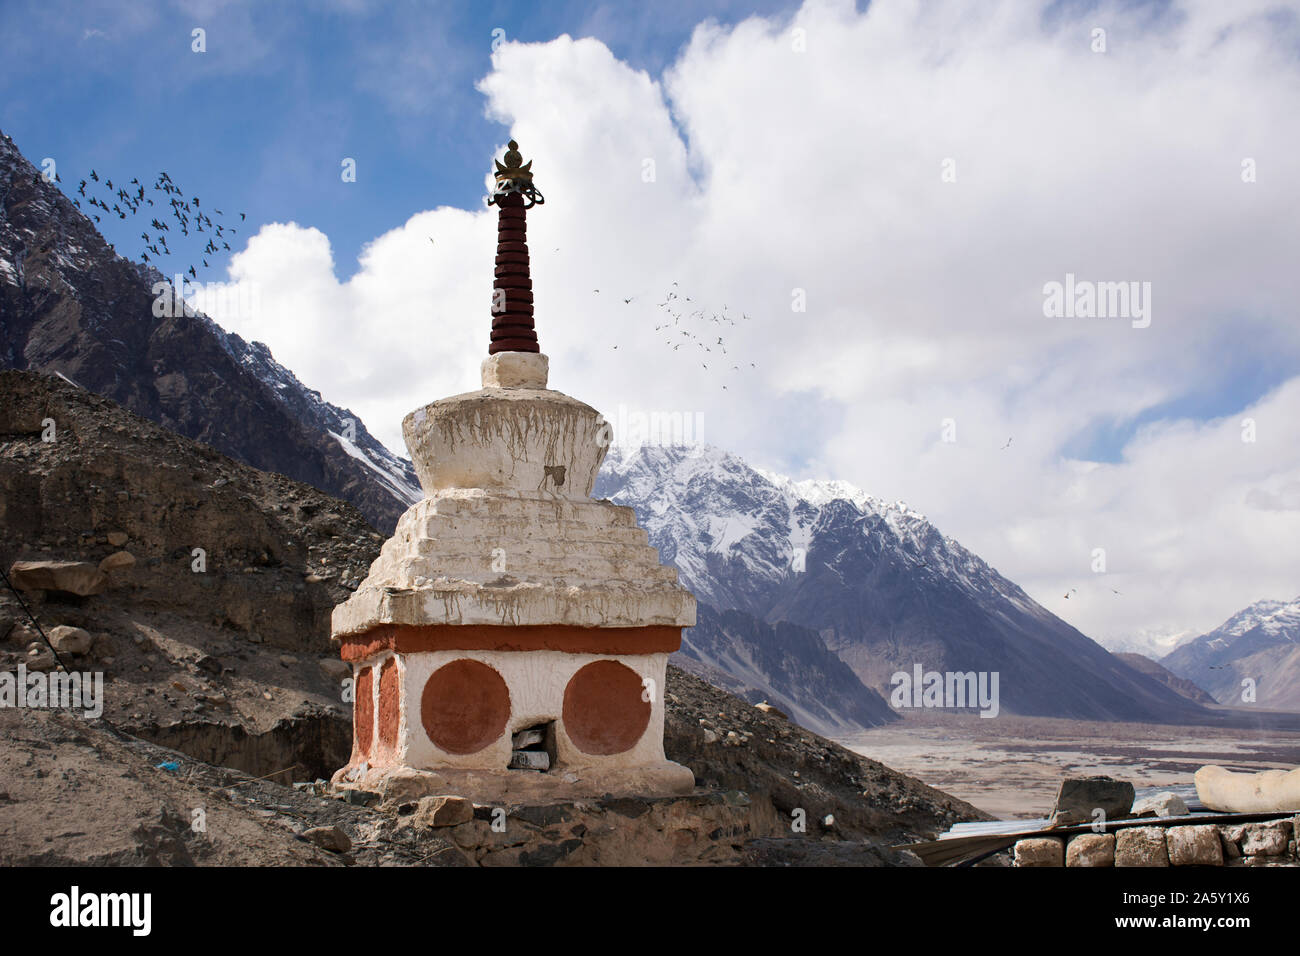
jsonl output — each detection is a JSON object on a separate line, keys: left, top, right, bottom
{"left": 1132, "top": 791, "right": 1189, "bottom": 818}
{"left": 48, "top": 625, "right": 92, "bottom": 655}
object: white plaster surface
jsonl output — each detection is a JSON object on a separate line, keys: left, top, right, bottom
{"left": 381, "top": 649, "right": 671, "bottom": 771}
{"left": 481, "top": 352, "right": 549, "bottom": 389}
{"left": 402, "top": 387, "right": 608, "bottom": 499}
{"left": 332, "top": 490, "right": 695, "bottom": 635}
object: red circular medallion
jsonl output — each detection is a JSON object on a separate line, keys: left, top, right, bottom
{"left": 562, "top": 660, "right": 651, "bottom": 755}
{"left": 421, "top": 659, "right": 511, "bottom": 755}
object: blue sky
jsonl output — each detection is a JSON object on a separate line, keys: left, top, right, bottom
{"left": 2, "top": 0, "right": 1298, "bottom": 646}
{"left": 1, "top": 0, "right": 800, "bottom": 273}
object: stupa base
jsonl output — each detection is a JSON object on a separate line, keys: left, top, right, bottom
{"left": 331, "top": 760, "right": 696, "bottom": 807}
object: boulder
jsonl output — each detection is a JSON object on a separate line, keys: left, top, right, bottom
{"left": 1013, "top": 837, "right": 1064, "bottom": 867}
{"left": 1132, "top": 791, "right": 1189, "bottom": 818}
{"left": 48, "top": 625, "right": 93, "bottom": 655}
{"left": 302, "top": 825, "right": 351, "bottom": 853}
{"left": 1066, "top": 833, "right": 1115, "bottom": 867}
{"left": 8, "top": 560, "right": 108, "bottom": 596}
{"left": 755, "top": 701, "right": 789, "bottom": 720}
{"left": 1166, "top": 825, "right": 1223, "bottom": 866}
{"left": 318, "top": 658, "right": 351, "bottom": 682}
{"left": 98, "top": 550, "right": 136, "bottom": 572}
{"left": 1115, "top": 827, "right": 1169, "bottom": 867}
{"left": 105, "top": 532, "right": 128, "bottom": 547}
{"left": 413, "top": 795, "right": 474, "bottom": 828}
{"left": 1050, "top": 776, "right": 1135, "bottom": 827}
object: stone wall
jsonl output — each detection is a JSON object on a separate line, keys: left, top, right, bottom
{"left": 1013, "top": 817, "right": 1299, "bottom": 867}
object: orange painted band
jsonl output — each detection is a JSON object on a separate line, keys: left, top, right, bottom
{"left": 340, "top": 623, "right": 682, "bottom": 661}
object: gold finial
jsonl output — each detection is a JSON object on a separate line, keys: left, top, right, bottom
{"left": 489, "top": 138, "right": 544, "bottom": 208}
{"left": 494, "top": 139, "right": 533, "bottom": 184}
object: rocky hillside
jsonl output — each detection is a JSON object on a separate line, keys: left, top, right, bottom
{"left": 1115, "top": 652, "right": 1218, "bottom": 707}
{"left": 680, "top": 604, "right": 896, "bottom": 735}
{"left": 1162, "top": 597, "right": 1300, "bottom": 711}
{"left": 0, "top": 367, "right": 383, "bottom": 775}
{"left": 0, "top": 129, "right": 418, "bottom": 534}
{"left": 0, "top": 370, "right": 984, "bottom": 865}
{"left": 596, "top": 444, "right": 1212, "bottom": 724}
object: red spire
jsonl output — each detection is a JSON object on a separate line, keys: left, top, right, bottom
{"left": 487, "top": 141, "right": 543, "bottom": 355}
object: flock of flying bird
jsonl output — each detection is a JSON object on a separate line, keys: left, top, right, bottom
{"left": 65, "top": 167, "right": 245, "bottom": 281}
{"left": 593, "top": 281, "right": 758, "bottom": 390}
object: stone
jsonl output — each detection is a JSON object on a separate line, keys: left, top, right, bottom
{"left": 8, "top": 560, "right": 108, "bottom": 596}
{"left": 509, "top": 750, "right": 550, "bottom": 771}
{"left": 5, "top": 621, "right": 37, "bottom": 645}
{"left": 105, "top": 531, "right": 128, "bottom": 547}
{"left": 1115, "top": 827, "right": 1169, "bottom": 867}
{"left": 755, "top": 701, "right": 789, "bottom": 720}
{"left": 512, "top": 728, "right": 545, "bottom": 749}
{"left": 1196, "top": 765, "right": 1300, "bottom": 813}
{"left": 302, "top": 825, "right": 351, "bottom": 853}
{"left": 1050, "top": 776, "right": 1134, "bottom": 827}
{"left": 1239, "top": 822, "right": 1290, "bottom": 856}
{"left": 48, "top": 625, "right": 92, "bottom": 655}
{"left": 318, "top": 658, "right": 351, "bottom": 682}
{"left": 1132, "top": 791, "right": 1189, "bottom": 818}
{"left": 1219, "top": 827, "right": 1242, "bottom": 858}
{"left": 1167, "top": 825, "right": 1224, "bottom": 866}
{"left": 98, "top": 550, "right": 136, "bottom": 572}
{"left": 1066, "top": 833, "right": 1116, "bottom": 867}
{"left": 413, "top": 795, "right": 474, "bottom": 828}
{"left": 25, "top": 645, "right": 57, "bottom": 671}
{"left": 1014, "top": 837, "right": 1064, "bottom": 867}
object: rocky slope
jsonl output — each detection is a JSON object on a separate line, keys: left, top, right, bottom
{"left": 0, "top": 370, "right": 985, "bottom": 865}
{"left": 596, "top": 444, "right": 1212, "bottom": 724}
{"left": 0, "top": 368, "right": 382, "bottom": 775}
{"left": 1162, "top": 597, "right": 1300, "bottom": 711}
{"left": 1115, "top": 652, "right": 1218, "bottom": 707}
{"left": 0, "top": 129, "right": 418, "bottom": 534}
{"left": 680, "top": 604, "right": 896, "bottom": 735}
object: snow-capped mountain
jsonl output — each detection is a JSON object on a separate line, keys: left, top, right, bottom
{"left": 595, "top": 443, "right": 1211, "bottom": 723}
{"left": 1162, "top": 596, "right": 1300, "bottom": 710}
{"left": 0, "top": 129, "right": 418, "bottom": 531}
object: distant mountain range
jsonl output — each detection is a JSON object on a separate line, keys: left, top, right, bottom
{"left": 1162, "top": 596, "right": 1300, "bottom": 711}
{"left": 0, "top": 129, "right": 1219, "bottom": 731}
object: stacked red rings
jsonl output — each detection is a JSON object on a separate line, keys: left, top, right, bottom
{"left": 489, "top": 190, "right": 539, "bottom": 354}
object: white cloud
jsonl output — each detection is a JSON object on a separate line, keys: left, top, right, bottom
{"left": 202, "top": 0, "right": 1300, "bottom": 651}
